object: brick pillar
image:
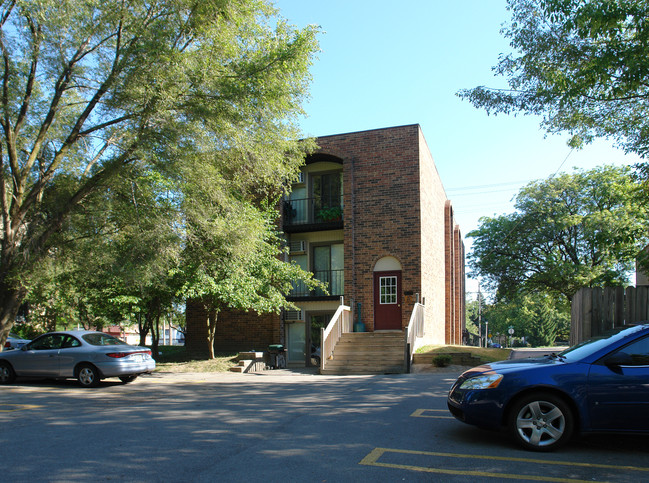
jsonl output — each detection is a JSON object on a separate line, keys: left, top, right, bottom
{"left": 444, "top": 201, "right": 454, "bottom": 345}
{"left": 453, "top": 225, "right": 463, "bottom": 345}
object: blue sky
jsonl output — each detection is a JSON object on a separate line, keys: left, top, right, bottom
{"left": 274, "top": 0, "right": 642, "bottom": 290}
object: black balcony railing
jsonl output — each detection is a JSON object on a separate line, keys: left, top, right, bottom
{"left": 283, "top": 198, "right": 343, "bottom": 229}
{"left": 290, "top": 269, "right": 344, "bottom": 298}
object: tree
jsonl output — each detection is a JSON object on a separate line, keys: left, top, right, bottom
{"left": 458, "top": 0, "right": 649, "bottom": 157}
{"left": 177, "top": 161, "right": 324, "bottom": 358}
{"left": 469, "top": 165, "right": 648, "bottom": 302}
{"left": 21, "top": 165, "right": 184, "bottom": 353}
{"left": 483, "top": 292, "right": 569, "bottom": 347}
{"left": 0, "top": 0, "right": 319, "bottom": 348}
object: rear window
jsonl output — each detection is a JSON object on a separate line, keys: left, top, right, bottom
{"left": 82, "top": 333, "right": 128, "bottom": 346}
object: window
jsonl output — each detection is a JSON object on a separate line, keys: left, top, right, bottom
{"left": 288, "top": 185, "right": 308, "bottom": 224}
{"left": 82, "top": 333, "right": 128, "bottom": 346}
{"left": 313, "top": 172, "right": 342, "bottom": 213}
{"left": 289, "top": 254, "right": 309, "bottom": 296}
{"left": 61, "top": 336, "right": 81, "bottom": 349}
{"left": 379, "top": 276, "right": 398, "bottom": 304}
{"left": 29, "top": 334, "right": 64, "bottom": 350}
{"left": 284, "top": 168, "right": 343, "bottom": 227}
{"left": 610, "top": 336, "right": 649, "bottom": 366}
{"left": 313, "top": 244, "right": 344, "bottom": 296}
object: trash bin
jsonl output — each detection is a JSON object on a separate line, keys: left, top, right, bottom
{"left": 267, "top": 344, "right": 286, "bottom": 369}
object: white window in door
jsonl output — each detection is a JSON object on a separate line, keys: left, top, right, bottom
{"left": 379, "top": 276, "right": 398, "bottom": 304}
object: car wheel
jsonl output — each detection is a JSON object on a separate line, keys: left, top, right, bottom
{"left": 0, "top": 361, "right": 16, "bottom": 384}
{"left": 508, "top": 392, "right": 574, "bottom": 451}
{"left": 119, "top": 375, "right": 137, "bottom": 384}
{"left": 77, "top": 364, "right": 101, "bottom": 388}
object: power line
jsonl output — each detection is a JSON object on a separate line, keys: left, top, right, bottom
{"left": 446, "top": 179, "right": 532, "bottom": 192}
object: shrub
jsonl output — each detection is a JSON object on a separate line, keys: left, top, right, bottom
{"left": 432, "top": 354, "right": 452, "bottom": 367}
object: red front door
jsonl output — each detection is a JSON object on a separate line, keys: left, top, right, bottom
{"left": 373, "top": 271, "right": 402, "bottom": 330}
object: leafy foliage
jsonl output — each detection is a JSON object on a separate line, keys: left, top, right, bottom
{"left": 483, "top": 293, "right": 569, "bottom": 347}
{"left": 469, "top": 165, "right": 647, "bottom": 301}
{"left": 0, "top": 0, "right": 320, "bottom": 348}
{"left": 459, "top": 0, "right": 649, "bottom": 157}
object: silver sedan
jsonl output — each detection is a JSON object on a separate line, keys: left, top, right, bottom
{"left": 5, "top": 332, "right": 30, "bottom": 350}
{"left": 0, "top": 330, "right": 155, "bottom": 387}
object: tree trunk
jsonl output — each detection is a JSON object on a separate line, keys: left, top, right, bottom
{"left": 0, "top": 282, "right": 25, "bottom": 351}
{"left": 207, "top": 309, "right": 218, "bottom": 359}
{"left": 138, "top": 312, "right": 150, "bottom": 347}
{"left": 149, "top": 301, "right": 161, "bottom": 360}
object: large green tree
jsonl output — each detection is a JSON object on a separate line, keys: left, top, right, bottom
{"left": 177, "top": 153, "right": 323, "bottom": 358}
{"left": 0, "top": 0, "right": 318, "bottom": 348}
{"left": 469, "top": 165, "right": 648, "bottom": 302}
{"left": 21, "top": 165, "right": 185, "bottom": 353}
{"left": 459, "top": 0, "right": 649, "bottom": 157}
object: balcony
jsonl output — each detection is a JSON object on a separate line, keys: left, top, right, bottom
{"left": 283, "top": 198, "right": 343, "bottom": 233}
{"left": 288, "top": 269, "right": 344, "bottom": 300}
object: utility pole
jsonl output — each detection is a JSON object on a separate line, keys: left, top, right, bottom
{"left": 478, "top": 285, "right": 482, "bottom": 348}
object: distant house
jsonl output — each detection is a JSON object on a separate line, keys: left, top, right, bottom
{"left": 185, "top": 124, "right": 465, "bottom": 368}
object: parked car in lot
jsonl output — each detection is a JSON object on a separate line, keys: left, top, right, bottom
{"left": 447, "top": 324, "right": 649, "bottom": 451}
{"left": 5, "top": 333, "right": 30, "bottom": 350}
{"left": 0, "top": 330, "right": 155, "bottom": 387}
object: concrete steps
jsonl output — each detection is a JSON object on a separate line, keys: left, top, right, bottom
{"left": 321, "top": 332, "right": 406, "bottom": 375}
{"left": 229, "top": 352, "right": 265, "bottom": 373}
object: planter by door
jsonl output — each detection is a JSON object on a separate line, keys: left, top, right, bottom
{"left": 373, "top": 270, "right": 402, "bottom": 330}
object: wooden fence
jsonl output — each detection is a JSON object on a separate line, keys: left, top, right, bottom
{"left": 571, "top": 286, "right": 649, "bottom": 344}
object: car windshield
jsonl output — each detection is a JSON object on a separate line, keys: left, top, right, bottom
{"left": 558, "top": 325, "right": 648, "bottom": 361}
{"left": 82, "top": 333, "right": 128, "bottom": 346}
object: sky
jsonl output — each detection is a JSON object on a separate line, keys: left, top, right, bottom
{"left": 273, "top": 0, "right": 643, "bottom": 293}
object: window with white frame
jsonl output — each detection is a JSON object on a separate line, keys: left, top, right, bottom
{"left": 379, "top": 276, "right": 398, "bottom": 304}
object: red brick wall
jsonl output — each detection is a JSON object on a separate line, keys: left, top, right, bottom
{"left": 444, "top": 202, "right": 466, "bottom": 345}
{"left": 185, "top": 300, "right": 279, "bottom": 355}
{"left": 316, "top": 125, "right": 422, "bottom": 331}
{"left": 445, "top": 201, "right": 455, "bottom": 344}
{"left": 455, "top": 225, "right": 466, "bottom": 342}
{"left": 184, "top": 124, "right": 466, "bottom": 352}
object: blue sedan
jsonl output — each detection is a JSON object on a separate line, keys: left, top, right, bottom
{"left": 447, "top": 324, "right": 649, "bottom": 451}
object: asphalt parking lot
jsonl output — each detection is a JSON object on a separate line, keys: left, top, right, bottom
{"left": 2, "top": 368, "right": 649, "bottom": 482}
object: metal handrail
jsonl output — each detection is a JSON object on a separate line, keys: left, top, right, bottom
{"left": 321, "top": 298, "right": 351, "bottom": 372}
{"left": 404, "top": 301, "right": 425, "bottom": 372}
{"left": 290, "top": 269, "right": 344, "bottom": 297}
{"left": 284, "top": 198, "right": 343, "bottom": 226}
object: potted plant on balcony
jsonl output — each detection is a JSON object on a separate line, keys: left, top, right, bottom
{"left": 316, "top": 206, "right": 342, "bottom": 222}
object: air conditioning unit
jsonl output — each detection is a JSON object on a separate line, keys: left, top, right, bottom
{"left": 289, "top": 240, "right": 307, "bottom": 254}
{"left": 285, "top": 310, "right": 304, "bottom": 321}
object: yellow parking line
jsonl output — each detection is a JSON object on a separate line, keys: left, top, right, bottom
{"left": 360, "top": 447, "right": 649, "bottom": 481}
{"left": 0, "top": 404, "right": 42, "bottom": 412}
{"left": 410, "top": 408, "right": 454, "bottom": 419}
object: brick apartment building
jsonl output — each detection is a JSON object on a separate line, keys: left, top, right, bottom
{"left": 186, "top": 124, "right": 465, "bottom": 365}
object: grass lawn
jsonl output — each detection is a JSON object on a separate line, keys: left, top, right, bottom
{"left": 153, "top": 346, "right": 239, "bottom": 373}
{"left": 416, "top": 345, "right": 512, "bottom": 363}
{"left": 151, "top": 344, "right": 513, "bottom": 373}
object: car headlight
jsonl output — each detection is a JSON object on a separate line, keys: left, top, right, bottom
{"left": 459, "top": 373, "right": 503, "bottom": 390}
